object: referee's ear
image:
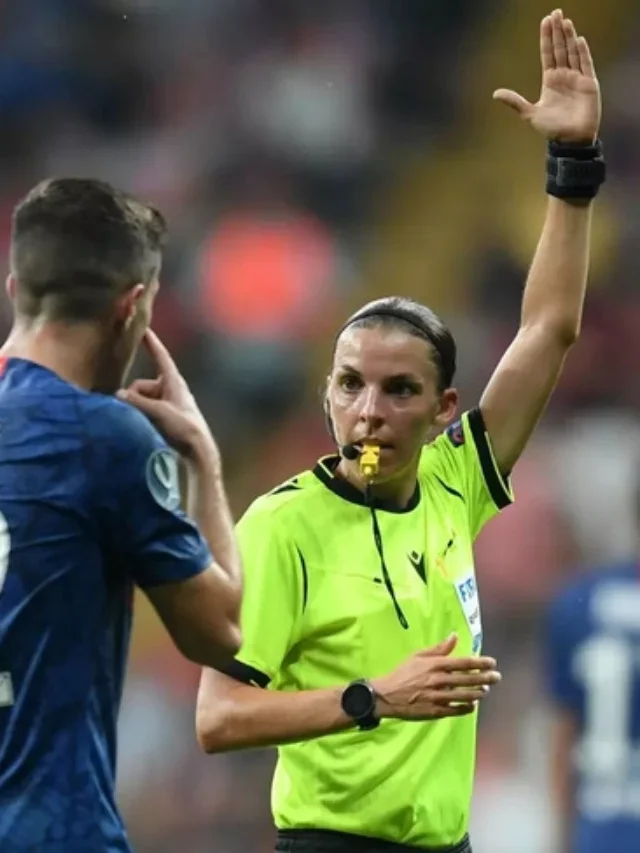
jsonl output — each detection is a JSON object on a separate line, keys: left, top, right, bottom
{"left": 323, "top": 398, "right": 337, "bottom": 444}
{"left": 432, "top": 387, "right": 458, "bottom": 431}
{"left": 323, "top": 375, "right": 339, "bottom": 445}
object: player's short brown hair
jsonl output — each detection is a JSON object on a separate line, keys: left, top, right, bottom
{"left": 10, "top": 178, "right": 168, "bottom": 321}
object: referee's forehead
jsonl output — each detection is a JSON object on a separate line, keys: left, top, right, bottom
{"left": 332, "top": 325, "right": 435, "bottom": 379}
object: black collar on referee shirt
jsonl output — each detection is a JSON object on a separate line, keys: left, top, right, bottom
{"left": 312, "top": 456, "right": 421, "bottom": 514}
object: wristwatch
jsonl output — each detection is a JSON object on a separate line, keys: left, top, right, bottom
{"left": 340, "top": 679, "right": 380, "bottom": 730}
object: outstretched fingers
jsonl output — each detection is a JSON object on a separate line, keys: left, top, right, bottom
{"left": 550, "top": 9, "right": 568, "bottom": 70}
{"left": 540, "top": 15, "right": 555, "bottom": 72}
{"left": 563, "top": 17, "right": 581, "bottom": 72}
{"left": 577, "top": 34, "right": 596, "bottom": 79}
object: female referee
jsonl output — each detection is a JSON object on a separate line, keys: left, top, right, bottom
{"left": 194, "top": 11, "right": 603, "bottom": 853}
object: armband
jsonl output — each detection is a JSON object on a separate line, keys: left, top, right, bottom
{"left": 546, "top": 138, "right": 605, "bottom": 202}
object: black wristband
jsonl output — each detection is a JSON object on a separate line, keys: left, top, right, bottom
{"left": 546, "top": 138, "right": 605, "bottom": 201}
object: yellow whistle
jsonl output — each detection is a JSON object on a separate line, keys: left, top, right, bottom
{"left": 359, "top": 445, "right": 381, "bottom": 480}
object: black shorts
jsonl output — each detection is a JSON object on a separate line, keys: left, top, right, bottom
{"left": 275, "top": 828, "right": 472, "bottom": 853}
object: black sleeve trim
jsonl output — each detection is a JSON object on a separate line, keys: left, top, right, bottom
{"left": 296, "top": 546, "right": 309, "bottom": 612}
{"left": 467, "top": 407, "right": 512, "bottom": 510}
{"left": 270, "top": 480, "right": 301, "bottom": 496}
{"left": 221, "top": 659, "right": 270, "bottom": 688}
{"left": 434, "top": 475, "right": 465, "bottom": 503}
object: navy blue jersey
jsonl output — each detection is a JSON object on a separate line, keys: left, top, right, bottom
{"left": 0, "top": 358, "right": 212, "bottom": 852}
{"left": 545, "top": 561, "right": 640, "bottom": 853}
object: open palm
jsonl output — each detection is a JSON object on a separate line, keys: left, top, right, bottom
{"left": 494, "top": 10, "right": 601, "bottom": 144}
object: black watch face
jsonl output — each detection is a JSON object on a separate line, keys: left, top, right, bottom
{"left": 343, "top": 682, "right": 375, "bottom": 719}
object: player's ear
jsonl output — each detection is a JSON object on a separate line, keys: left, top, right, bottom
{"left": 5, "top": 275, "right": 16, "bottom": 302}
{"left": 116, "top": 283, "right": 146, "bottom": 327}
{"left": 432, "top": 387, "right": 458, "bottom": 430}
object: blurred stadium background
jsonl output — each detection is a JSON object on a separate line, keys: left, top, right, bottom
{"left": 1, "top": 1, "right": 639, "bottom": 851}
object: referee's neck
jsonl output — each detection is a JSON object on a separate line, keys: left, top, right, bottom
{"left": 335, "top": 459, "right": 418, "bottom": 509}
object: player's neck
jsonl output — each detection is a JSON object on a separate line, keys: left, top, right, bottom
{"left": 1, "top": 321, "right": 105, "bottom": 390}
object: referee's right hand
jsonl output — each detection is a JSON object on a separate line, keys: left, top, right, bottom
{"left": 371, "top": 634, "right": 501, "bottom": 721}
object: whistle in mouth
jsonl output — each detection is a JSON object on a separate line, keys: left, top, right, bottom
{"left": 359, "top": 445, "right": 381, "bottom": 480}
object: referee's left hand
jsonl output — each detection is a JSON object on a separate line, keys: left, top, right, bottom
{"left": 371, "top": 634, "right": 501, "bottom": 722}
{"left": 493, "top": 9, "right": 600, "bottom": 145}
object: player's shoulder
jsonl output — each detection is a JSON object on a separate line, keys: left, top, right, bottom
{"left": 554, "top": 561, "right": 634, "bottom": 598}
{"left": 78, "top": 395, "right": 173, "bottom": 490}
{"left": 239, "top": 466, "right": 324, "bottom": 531}
{"left": 79, "top": 393, "right": 162, "bottom": 448}
{"left": 550, "top": 561, "right": 639, "bottom": 615}
{"left": 78, "top": 396, "right": 183, "bottom": 514}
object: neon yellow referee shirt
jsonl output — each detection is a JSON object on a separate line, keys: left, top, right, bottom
{"left": 229, "top": 408, "right": 512, "bottom": 848}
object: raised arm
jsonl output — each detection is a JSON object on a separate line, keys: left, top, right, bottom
{"left": 479, "top": 11, "right": 603, "bottom": 475}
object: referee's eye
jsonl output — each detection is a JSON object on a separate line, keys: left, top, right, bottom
{"left": 384, "top": 379, "right": 420, "bottom": 398}
{"left": 338, "top": 375, "right": 362, "bottom": 393}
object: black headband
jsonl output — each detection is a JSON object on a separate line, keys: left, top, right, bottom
{"left": 337, "top": 306, "right": 440, "bottom": 351}
{"left": 335, "top": 304, "right": 455, "bottom": 389}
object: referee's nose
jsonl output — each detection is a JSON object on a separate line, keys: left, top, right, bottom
{"left": 358, "top": 385, "right": 385, "bottom": 431}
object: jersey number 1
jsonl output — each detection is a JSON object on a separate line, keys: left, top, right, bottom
{"left": 0, "top": 511, "right": 14, "bottom": 707}
{"left": 573, "top": 634, "right": 636, "bottom": 784}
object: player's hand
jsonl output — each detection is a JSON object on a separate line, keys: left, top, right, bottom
{"left": 371, "top": 634, "right": 501, "bottom": 721}
{"left": 493, "top": 9, "right": 600, "bottom": 144}
{"left": 118, "top": 329, "right": 217, "bottom": 460}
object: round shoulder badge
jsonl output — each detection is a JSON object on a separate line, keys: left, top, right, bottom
{"left": 146, "top": 448, "right": 181, "bottom": 511}
{"left": 446, "top": 420, "right": 465, "bottom": 448}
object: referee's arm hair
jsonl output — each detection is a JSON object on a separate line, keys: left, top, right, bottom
{"left": 197, "top": 669, "right": 353, "bottom": 751}
{"left": 479, "top": 13, "right": 601, "bottom": 476}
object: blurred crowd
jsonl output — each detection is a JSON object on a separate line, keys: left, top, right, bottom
{"left": 1, "top": 1, "right": 639, "bottom": 851}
